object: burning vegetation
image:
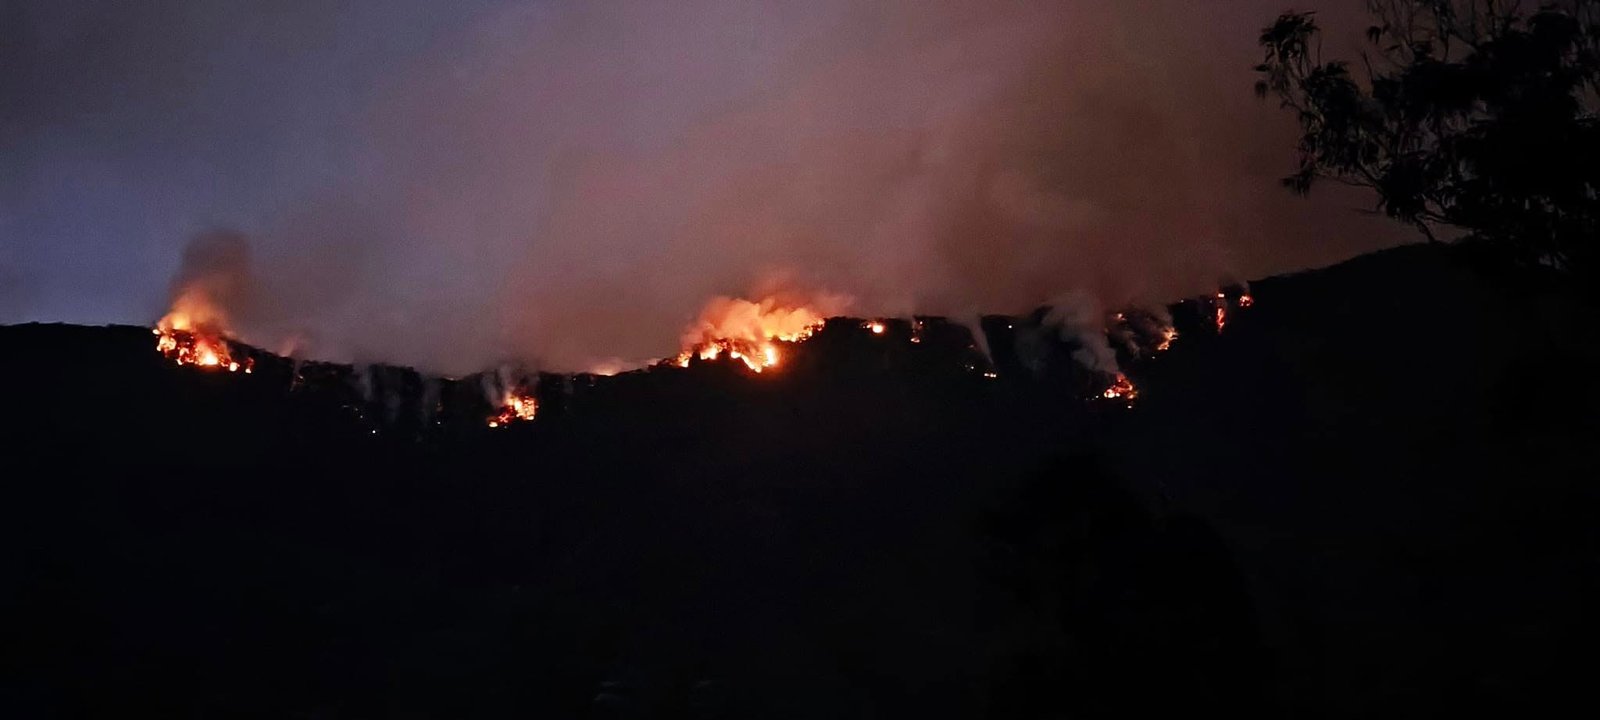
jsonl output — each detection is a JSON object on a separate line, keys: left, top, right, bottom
{"left": 1102, "top": 373, "right": 1139, "bottom": 404}
{"left": 487, "top": 391, "right": 538, "bottom": 428}
{"left": 1091, "top": 287, "right": 1258, "bottom": 405}
{"left": 129, "top": 229, "right": 1271, "bottom": 438}
{"left": 1212, "top": 286, "right": 1254, "bottom": 333}
{"left": 141, "top": 261, "right": 1258, "bottom": 424}
{"left": 153, "top": 288, "right": 251, "bottom": 373}
{"left": 1156, "top": 327, "right": 1178, "bottom": 352}
{"left": 1110, "top": 309, "right": 1179, "bottom": 359}
{"left": 152, "top": 231, "right": 255, "bottom": 373}
{"left": 675, "top": 296, "right": 837, "bottom": 373}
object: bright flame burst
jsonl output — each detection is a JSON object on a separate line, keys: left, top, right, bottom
{"left": 865, "top": 320, "right": 886, "bottom": 335}
{"left": 676, "top": 296, "right": 836, "bottom": 373}
{"left": 1102, "top": 373, "right": 1139, "bottom": 403}
{"left": 487, "top": 391, "right": 538, "bottom": 428}
{"left": 154, "top": 288, "right": 251, "bottom": 373}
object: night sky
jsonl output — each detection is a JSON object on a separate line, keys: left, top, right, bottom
{"left": 2, "top": 0, "right": 1409, "bottom": 373}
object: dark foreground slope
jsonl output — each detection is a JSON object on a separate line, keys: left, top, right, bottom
{"left": 1, "top": 244, "right": 1596, "bottom": 718}
{"left": 1102, "top": 246, "right": 1600, "bottom": 717}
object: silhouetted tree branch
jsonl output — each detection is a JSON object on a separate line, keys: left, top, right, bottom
{"left": 1256, "top": 1, "right": 1599, "bottom": 275}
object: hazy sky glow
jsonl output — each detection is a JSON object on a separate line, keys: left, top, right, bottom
{"left": 2, "top": 0, "right": 1408, "bottom": 373}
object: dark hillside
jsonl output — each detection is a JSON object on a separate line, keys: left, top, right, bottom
{"left": 0, "top": 244, "right": 1594, "bottom": 718}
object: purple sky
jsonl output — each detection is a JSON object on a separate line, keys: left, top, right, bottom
{"left": 1, "top": 1, "right": 1410, "bottom": 373}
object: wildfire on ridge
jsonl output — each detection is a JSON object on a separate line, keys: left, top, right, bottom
{"left": 676, "top": 296, "right": 835, "bottom": 373}
{"left": 487, "top": 391, "right": 538, "bottom": 428}
{"left": 153, "top": 288, "right": 252, "bottom": 373}
{"left": 865, "top": 320, "right": 886, "bottom": 335}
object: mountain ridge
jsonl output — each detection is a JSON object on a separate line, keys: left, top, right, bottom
{"left": 1, "top": 241, "right": 1594, "bottom": 718}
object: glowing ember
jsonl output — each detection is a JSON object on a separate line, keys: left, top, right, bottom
{"left": 678, "top": 296, "right": 838, "bottom": 373}
{"left": 153, "top": 289, "right": 251, "bottom": 373}
{"left": 1211, "top": 292, "right": 1229, "bottom": 333}
{"left": 1212, "top": 289, "right": 1253, "bottom": 333}
{"left": 1101, "top": 373, "right": 1139, "bottom": 402}
{"left": 487, "top": 391, "right": 538, "bottom": 428}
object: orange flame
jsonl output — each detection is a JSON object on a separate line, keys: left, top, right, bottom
{"left": 677, "top": 296, "right": 837, "bottom": 373}
{"left": 1102, "top": 373, "right": 1139, "bottom": 403}
{"left": 1155, "top": 326, "right": 1178, "bottom": 352}
{"left": 1212, "top": 290, "right": 1253, "bottom": 333}
{"left": 154, "top": 287, "right": 251, "bottom": 373}
{"left": 865, "top": 320, "right": 886, "bottom": 335}
{"left": 1113, "top": 309, "right": 1178, "bottom": 355}
{"left": 487, "top": 391, "right": 538, "bottom": 428}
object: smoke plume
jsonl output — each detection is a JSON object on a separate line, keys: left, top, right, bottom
{"left": 161, "top": 231, "right": 255, "bottom": 336}
{"left": 6, "top": 1, "right": 1409, "bottom": 374}
{"left": 1047, "top": 290, "right": 1120, "bottom": 374}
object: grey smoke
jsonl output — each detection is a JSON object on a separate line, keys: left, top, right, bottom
{"left": 5, "top": 1, "right": 1408, "bottom": 374}
{"left": 1046, "top": 289, "right": 1120, "bottom": 374}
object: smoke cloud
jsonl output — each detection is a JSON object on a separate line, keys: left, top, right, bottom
{"left": 164, "top": 230, "right": 254, "bottom": 334}
{"left": 5, "top": 1, "right": 1408, "bottom": 373}
{"left": 1047, "top": 290, "right": 1119, "bottom": 374}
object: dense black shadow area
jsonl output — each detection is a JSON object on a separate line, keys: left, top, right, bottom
{"left": 1, "top": 244, "right": 1595, "bottom": 717}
